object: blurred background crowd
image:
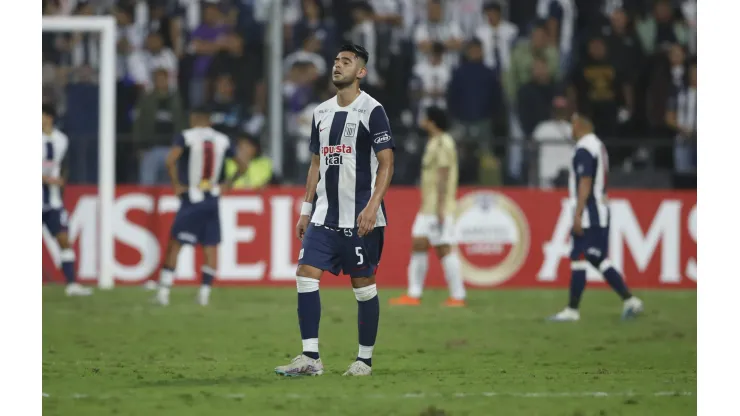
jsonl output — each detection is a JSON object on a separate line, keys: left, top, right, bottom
{"left": 42, "top": 0, "right": 697, "bottom": 189}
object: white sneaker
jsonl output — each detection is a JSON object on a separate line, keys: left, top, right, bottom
{"left": 342, "top": 361, "right": 372, "bottom": 376}
{"left": 275, "top": 354, "right": 324, "bottom": 377}
{"left": 548, "top": 307, "right": 580, "bottom": 322}
{"left": 154, "top": 288, "right": 169, "bottom": 306}
{"left": 197, "top": 285, "right": 211, "bottom": 306}
{"left": 65, "top": 283, "right": 93, "bottom": 297}
{"left": 622, "top": 296, "right": 644, "bottom": 320}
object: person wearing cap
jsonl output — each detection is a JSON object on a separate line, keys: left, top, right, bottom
{"left": 223, "top": 133, "right": 273, "bottom": 189}
{"left": 42, "top": 105, "right": 93, "bottom": 297}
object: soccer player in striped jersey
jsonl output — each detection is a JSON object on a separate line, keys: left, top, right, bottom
{"left": 154, "top": 106, "right": 247, "bottom": 307}
{"left": 42, "top": 105, "right": 93, "bottom": 296}
{"left": 549, "top": 113, "right": 643, "bottom": 322}
{"left": 274, "top": 44, "right": 395, "bottom": 377}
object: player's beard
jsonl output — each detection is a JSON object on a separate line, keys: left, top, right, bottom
{"left": 332, "top": 74, "right": 356, "bottom": 90}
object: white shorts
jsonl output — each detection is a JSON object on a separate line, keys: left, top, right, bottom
{"left": 411, "top": 214, "right": 456, "bottom": 246}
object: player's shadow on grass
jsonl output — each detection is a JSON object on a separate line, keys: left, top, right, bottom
{"left": 135, "top": 376, "right": 262, "bottom": 389}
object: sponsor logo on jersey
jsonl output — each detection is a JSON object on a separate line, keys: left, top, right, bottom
{"left": 322, "top": 144, "right": 353, "bottom": 166}
{"left": 373, "top": 131, "right": 391, "bottom": 144}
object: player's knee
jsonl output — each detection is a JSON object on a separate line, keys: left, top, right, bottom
{"left": 585, "top": 247, "right": 606, "bottom": 269}
{"left": 296, "top": 264, "right": 322, "bottom": 280}
{"left": 411, "top": 238, "right": 429, "bottom": 252}
{"left": 56, "top": 232, "right": 70, "bottom": 249}
{"left": 351, "top": 276, "right": 376, "bottom": 289}
{"left": 434, "top": 245, "right": 451, "bottom": 258}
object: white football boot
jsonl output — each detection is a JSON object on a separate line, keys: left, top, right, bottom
{"left": 342, "top": 361, "right": 372, "bottom": 376}
{"left": 548, "top": 307, "right": 580, "bottom": 322}
{"left": 622, "top": 296, "right": 644, "bottom": 320}
{"left": 154, "top": 287, "right": 170, "bottom": 306}
{"left": 275, "top": 355, "right": 324, "bottom": 377}
{"left": 197, "top": 285, "right": 211, "bottom": 306}
{"left": 65, "top": 283, "right": 93, "bottom": 297}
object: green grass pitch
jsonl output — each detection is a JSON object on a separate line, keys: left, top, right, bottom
{"left": 43, "top": 286, "right": 696, "bottom": 416}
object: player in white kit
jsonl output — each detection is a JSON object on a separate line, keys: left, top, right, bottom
{"left": 274, "top": 44, "right": 395, "bottom": 377}
{"left": 154, "top": 106, "right": 247, "bottom": 306}
{"left": 549, "top": 113, "right": 643, "bottom": 321}
{"left": 42, "top": 105, "right": 93, "bottom": 296}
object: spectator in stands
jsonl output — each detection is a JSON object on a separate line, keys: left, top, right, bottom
{"left": 445, "top": 0, "right": 484, "bottom": 39}
{"left": 209, "top": 74, "right": 244, "bottom": 135}
{"left": 128, "top": 32, "right": 178, "bottom": 91}
{"left": 567, "top": 36, "right": 632, "bottom": 139}
{"left": 636, "top": 0, "right": 688, "bottom": 55}
{"left": 646, "top": 43, "right": 688, "bottom": 135}
{"left": 475, "top": 1, "right": 519, "bottom": 72}
{"left": 206, "top": 31, "right": 260, "bottom": 106}
{"left": 605, "top": 8, "right": 644, "bottom": 85}
{"left": 504, "top": 23, "right": 558, "bottom": 106}
{"left": 536, "top": 0, "right": 576, "bottom": 73}
{"left": 411, "top": 42, "right": 452, "bottom": 124}
{"left": 517, "top": 57, "right": 556, "bottom": 137}
{"left": 224, "top": 133, "right": 274, "bottom": 189}
{"left": 188, "top": 2, "right": 228, "bottom": 107}
{"left": 350, "top": 2, "right": 383, "bottom": 90}
{"left": 284, "top": 31, "right": 328, "bottom": 77}
{"left": 114, "top": 3, "right": 145, "bottom": 73}
{"left": 144, "top": 0, "right": 184, "bottom": 58}
{"left": 532, "top": 96, "right": 572, "bottom": 188}
{"left": 293, "top": 0, "right": 336, "bottom": 57}
{"left": 665, "top": 60, "right": 696, "bottom": 174}
{"left": 414, "top": 0, "right": 464, "bottom": 66}
{"left": 447, "top": 39, "right": 500, "bottom": 153}
{"left": 133, "top": 68, "right": 185, "bottom": 185}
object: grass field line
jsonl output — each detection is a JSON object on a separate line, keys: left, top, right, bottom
{"left": 42, "top": 391, "right": 694, "bottom": 400}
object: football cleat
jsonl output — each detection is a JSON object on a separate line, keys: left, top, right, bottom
{"left": 65, "top": 283, "right": 93, "bottom": 297}
{"left": 342, "top": 360, "right": 372, "bottom": 376}
{"left": 275, "top": 355, "right": 324, "bottom": 377}
{"left": 389, "top": 294, "right": 421, "bottom": 306}
{"left": 547, "top": 307, "right": 580, "bottom": 322}
{"left": 443, "top": 297, "right": 466, "bottom": 307}
{"left": 622, "top": 296, "right": 644, "bottom": 320}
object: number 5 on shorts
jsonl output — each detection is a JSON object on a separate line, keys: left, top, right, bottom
{"left": 355, "top": 247, "right": 364, "bottom": 265}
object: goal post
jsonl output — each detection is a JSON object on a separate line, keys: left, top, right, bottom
{"left": 42, "top": 16, "right": 117, "bottom": 289}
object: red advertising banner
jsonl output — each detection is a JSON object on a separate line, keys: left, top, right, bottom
{"left": 42, "top": 187, "right": 697, "bottom": 289}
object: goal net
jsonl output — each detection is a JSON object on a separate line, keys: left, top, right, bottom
{"left": 42, "top": 16, "right": 117, "bottom": 289}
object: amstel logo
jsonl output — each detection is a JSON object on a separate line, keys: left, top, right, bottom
{"left": 454, "top": 191, "right": 530, "bottom": 286}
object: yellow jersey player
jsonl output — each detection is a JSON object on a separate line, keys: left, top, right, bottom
{"left": 390, "top": 107, "right": 466, "bottom": 307}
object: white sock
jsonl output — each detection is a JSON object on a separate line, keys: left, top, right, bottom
{"left": 199, "top": 285, "right": 211, "bottom": 296}
{"left": 358, "top": 345, "right": 374, "bottom": 360}
{"left": 302, "top": 338, "right": 319, "bottom": 356}
{"left": 159, "top": 268, "right": 174, "bottom": 288}
{"left": 407, "top": 252, "right": 428, "bottom": 298}
{"left": 441, "top": 253, "right": 466, "bottom": 300}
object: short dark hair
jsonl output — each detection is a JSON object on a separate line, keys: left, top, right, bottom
{"left": 190, "top": 104, "right": 212, "bottom": 116}
{"left": 42, "top": 104, "right": 57, "bottom": 119}
{"left": 338, "top": 44, "right": 370, "bottom": 65}
{"left": 426, "top": 107, "right": 449, "bottom": 131}
{"left": 431, "top": 42, "right": 445, "bottom": 56}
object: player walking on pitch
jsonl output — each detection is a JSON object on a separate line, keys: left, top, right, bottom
{"left": 549, "top": 113, "right": 643, "bottom": 321}
{"left": 155, "top": 106, "right": 247, "bottom": 306}
{"left": 389, "top": 107, "right": 466, "bottom": 307}
{"left": 42, "top": 105, "right": 93, "bottom": 296}
{"left": 275, "top": 44, "right": 394, "bottom": 377}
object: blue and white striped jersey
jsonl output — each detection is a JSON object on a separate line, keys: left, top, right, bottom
{"left": 569, "top": 133, "right": 609, "bottom": 228}
{"left": 174, "top": 126, "right": 234, "bottom": 203}
{"left": 309, "top": 91, "right": 395, "bottom": 229}
{"left": 42, "top": 128, "right": 69, "bottom": 211}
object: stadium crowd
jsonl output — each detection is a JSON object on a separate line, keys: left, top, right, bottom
{"left": 41, "top": 0, "right": 697, "bottom": 188}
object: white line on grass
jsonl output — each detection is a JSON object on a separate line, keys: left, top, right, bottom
{"left": 43, "top": 391, "right": 694, "bottom": 400}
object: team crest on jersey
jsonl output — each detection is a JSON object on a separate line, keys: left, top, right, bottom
{"left": 343, "top": 123, "right": 357, "bottom": 137}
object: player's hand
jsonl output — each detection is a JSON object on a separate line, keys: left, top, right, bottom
{"left": 572, "top": 220, "right": 584, "bottom": 236}
{"left": 357, "top": 203, "right": 378, "bottom": 237}
{"left": 174, "top": 184, "right": 187, "bottom": 196}
{"left": 47, "top": 177, "right": 65, "bottom": 187}
{"left": 222, "top": 180, "right": 234, "bottom": 193}
{"left": 437, "top": 208, "right": 445, "bottom": 230}
{"left": 296, "top": 215, "right": 310, "bottom": 240}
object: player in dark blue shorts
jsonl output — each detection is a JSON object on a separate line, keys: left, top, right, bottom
{"left": 275, "top": 44, "right": 395, "bottom": 377}
{"left": 154, "top": 106, "right": 246, "bottom": 306}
